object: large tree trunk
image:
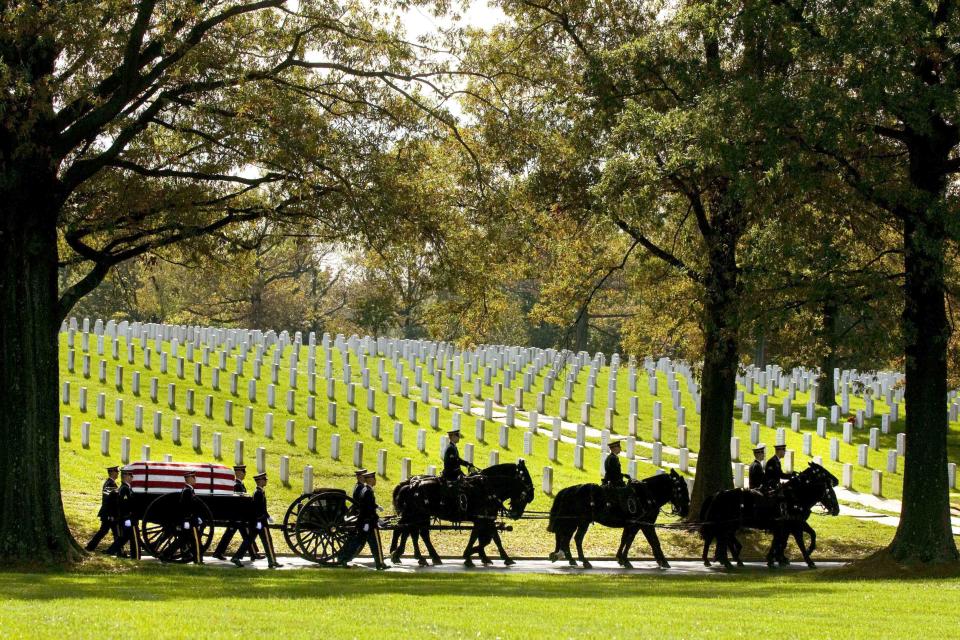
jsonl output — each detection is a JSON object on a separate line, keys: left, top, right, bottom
{"left": 689, "top": 235, "right": 740, "bottom": 518}
{"left": 816, "top": 300, "right": 838, "bottom": 407}
{"left": 0, "top": 177, "right": 79, "bottom": 562}
{"left": 887, "top": 202, "right": 958, "bottom": 562}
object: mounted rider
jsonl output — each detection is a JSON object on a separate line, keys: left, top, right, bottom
{"left": 442, "top": 427, "right": 474, "bottom": 482}
{"left": 601, "top": 439, "right": 634, "bottom": 514}
{"left": 602, "top": 439, "right": 630, "bottom": 487}
{"left": 764, "top": 443, "right": 796, "bottom": 494}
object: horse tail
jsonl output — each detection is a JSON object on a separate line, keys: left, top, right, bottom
{"left": 699, "top": 494, "right": 715, "bottom": 538}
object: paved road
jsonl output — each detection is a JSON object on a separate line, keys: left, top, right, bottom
{"left": 162, "top": 556, "right": 846, "bottom": 574}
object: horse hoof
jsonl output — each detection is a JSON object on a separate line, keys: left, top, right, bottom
{"left": 779, "top": 560, "right": 790, "bottom": 567}
{"left": 806, "top": 561, "right": 816, "bottom": 569}
{"left": 431, "top": 558, "right": 443, "bottom": 566}
{"left": 582, "top": 561, "right": 592, "bottom": 569}
{"left": 736, "top": 561, "right": 744, "bottom": 568}
{"left": 418, "top": 558, "right": 429, "bottom": 567}
{"left": 703, "top": 561, "right": 711, "bottom": 567}
{"left": 548, "top": 552, "right": 559, "bottom": 562}
{"left": 722, "top": 562, "right": 734, "bottom": 570}
{"left": 481, "top": 558, "right": 493, "bottom": 566}
{"left": 464, "top": 559, "right": 475, "bottom": 568}
{"left": 658, "top": 561, "right": 669, "bottom": 569}
{"left": 622, "top": 560, "right": 634, "bottom": 569}
{"left": 767, "top": 561, "right": 776, "bottom": 568}
{"left": 504, "top": 558, "right": 516, "bottom": 566}
{"left": 568, "top": 560, "right": 577, "bottom": 567}
{"left": 390, "top": 554, "right": 401, "bottom": 564}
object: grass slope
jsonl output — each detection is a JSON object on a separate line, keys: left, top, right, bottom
{"left": 57, "top": 331, "right": 960, "bottom": 559}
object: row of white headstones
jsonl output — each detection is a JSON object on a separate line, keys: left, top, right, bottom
{"left": 59, "top": 318, "right": 958, "bottom": 497}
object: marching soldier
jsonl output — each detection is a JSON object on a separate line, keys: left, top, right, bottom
{"left": 231, "top": 472, "right": 281, "bottom": 568}
{"left": 442, "top": 427, "right": 473, "bottom": 482}
{"left": 764, "top": 443, "right": 794, "bottom": 492}
{"left": 337, "top": 470, "right": 386, "bottom": 569}
{"left": 179, "top": 470, "right": 204, "bottom": 565}
{"left": 108, "top": 468, "right": 141, "bottom": 559}
{"left": 85, "top": 465, "right": 120, "bottom": 552}
{"left": 212, "top": 465, "right": 261, "bottom": 561}
{"left": 749, "top": 444, "right": 766, "bottom": 490}
{"left": 602, "top": 439, "right": 630, "bottom": 487}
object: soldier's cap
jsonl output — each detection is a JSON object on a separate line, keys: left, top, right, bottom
{"left": 254, "top": 472, "right": 267, "bottom": 481}
{"left": 120, "top": 468, "right": 134, "bottom": 475}
{"left": 608, "top": 438, "right": 623, "bottom": 448}
{"left": 234, "top": 465, "right": 247, "bottom": 471}
{"left": 774, "top": 443, "right": 787, "bottom": 450}
{"left": 183, "top": 470, "right": 197, "bottom": 478}
{"left": 753, "top": 444, "right": 766, "bottom": 453}
{"left": 106, "top": 465, "right": 119, "bottom": 472}
{"left": 447, "top": 428, "right": 461, "bottom": 436}
{"left": 354, "top": 468, "right": 369, "bottom": 476}
{"left": 362, "top": 470, "right": 376, "bottom": 478}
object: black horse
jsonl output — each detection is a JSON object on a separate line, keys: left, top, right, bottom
{"left": 547, "top": 469, "right": 690, "bottom": 569}
{"left": 700, "top": 462, "right": 840, "bottom": 569}
{"left": 389, "top": 461, "right": 534, "bottom": 567}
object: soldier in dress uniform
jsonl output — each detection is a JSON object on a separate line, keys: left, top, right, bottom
{"left": 85, "top": 465, "right": 120, "bottom": 552}
{"left": 178, "top": 470, "right": 204, "bottom": 565}
{"left": 336, "top": 470, "right": 386, "bottom": 570}
{"left": 602, "top": 439, "right": 630, "bottom": 487}
{"left": 442, "top": 428, "right": 473, "bottom": 482}
{"left": 764, "top": 443, "right": 794, "bottom": 492}
{"left": 108, "top": 468, "right": 141, "bottom": 559}
{"left": 212, "top": 465, "right": 261, "bottom": 561}
{"left": 231, "top": 472, "right": 281, "bottom": 568}
{"left": 748, "top": 444, "right": 766, "bottom": 490}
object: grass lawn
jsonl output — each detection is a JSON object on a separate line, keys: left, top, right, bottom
{"left": 1, "top": 563, "right": 959, "bottom": 639}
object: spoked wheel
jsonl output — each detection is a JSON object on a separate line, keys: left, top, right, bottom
{"left": 294, "top": 491, "right": 355, "bottom": 564}
{"left": 282, "top": 493, "right": 317, "bottom": 556}
{"left": 140, "top": 493, "right": 214, "bottom": 563}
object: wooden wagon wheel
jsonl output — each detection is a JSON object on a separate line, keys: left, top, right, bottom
{"left": 140, "top": 493, "right": 214, "bottom": 563}
{"left": 293, "top": 491, "right": 355, "bottom": 564}
{"left": 281, "top": 493, "right": 316, "bottom": 556}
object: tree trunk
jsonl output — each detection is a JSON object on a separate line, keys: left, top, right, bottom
{"left": 887, "top": 209, "right": 958, "bottom": 562}
{"left": 688, "top": 236, "right": 740, "bottom": 518}
{"left": 816, "top": 300, "right": 838, "bottom": 407}
{"left": 574, "top": 308, "right": 589, "bottom": 353}
{"left": 0, "top": 178, "right": 80, "bottom": 562}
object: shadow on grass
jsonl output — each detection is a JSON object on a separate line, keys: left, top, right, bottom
{"left": 0, "top": 564, "right": 844, "bottom": 602}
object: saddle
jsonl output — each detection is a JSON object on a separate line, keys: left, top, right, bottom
{"left": 441, "top": 474, "right": 486, "bottom": 513}
{"left": 601, "top": 484, "right": 640, "bottom": 518}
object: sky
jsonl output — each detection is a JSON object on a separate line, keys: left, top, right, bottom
{"left": 402, "top": 1, "right": 507, "bottom": 40}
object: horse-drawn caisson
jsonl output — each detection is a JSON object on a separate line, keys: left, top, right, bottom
{"left": 87, "top": 436, "right": 839, "bottom": 569}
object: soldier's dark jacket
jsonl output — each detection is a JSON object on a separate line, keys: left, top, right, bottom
{"left": 355, "top": 484, "right": 379, "bottom": 526}
{"left": 97, "top": 477, "right": 118, "bottom": 520}
{"left": 749, "top": 460, "right": 765, "bottom": 489}
{"left": 117, "top": 482, "right": 135, "bottom": 521}
{"left": 251, "top": 485, "right": 270, "bottom": 525}
{"left": 764, "top": 455, "right": 791, "bottom": 489}
{"left": 179, "top": 483, "right": 201, "bottom": 524}
{"left": 603, "top": 453, "right": 627, "bottom": 487}
{"left": 442, "top": 442, "right": 469, "bottom": 480}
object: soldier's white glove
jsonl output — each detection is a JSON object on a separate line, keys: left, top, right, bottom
{"left": 267, "top": 517, "right": 274, "bottom": 524}
{"left": 124, "top": 519, "right": 132, "bottom": 527}
{"left": 196, "top": 518, "right": 203, "bottom": 525}
{"left": 256, "top": 522, "right": 263, "bottom": 530}
{"left": 363, "top": 524, "right": 370, "bottom": 532}
{"left": 183, "top": 521, "right": 190, "bottom": 529}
